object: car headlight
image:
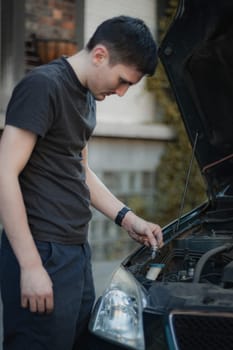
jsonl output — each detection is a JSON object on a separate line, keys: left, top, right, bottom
{"left": 89, "top": 265, "right": 146, "bottom": 350}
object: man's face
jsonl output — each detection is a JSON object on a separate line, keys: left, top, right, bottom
{"left": 87, "top": 46, "right": 144, "bottom": 101}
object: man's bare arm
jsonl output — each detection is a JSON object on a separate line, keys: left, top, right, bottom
{"left": 0, "top": 125, "right": 53, "bottom": 313}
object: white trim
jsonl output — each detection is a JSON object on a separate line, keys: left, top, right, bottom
{"left": 93, "top": 122, "right": 175, "bottom": 141}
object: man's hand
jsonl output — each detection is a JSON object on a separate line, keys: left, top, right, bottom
{"left": 121, "top": 211, "right": 163, "bottom": 248}
{"left": 20, "top": 265, "right": 54, "bottom": 314}
{"left": 0, "top": 125, "right": 54, "bottom": 313}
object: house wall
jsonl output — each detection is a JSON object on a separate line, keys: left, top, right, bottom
{"left": 84, "top": 0, "right": 158, "bottom": 124}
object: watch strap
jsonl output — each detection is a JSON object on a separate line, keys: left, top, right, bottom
{"left": 115, "top": 206, "right": 131, "bottom": 226}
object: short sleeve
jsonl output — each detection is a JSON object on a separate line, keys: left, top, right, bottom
{"left": 6, "top": 72, "right": 56, "bottom": 137}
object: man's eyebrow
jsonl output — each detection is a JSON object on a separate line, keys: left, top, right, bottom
{"left": 119, "top": 77, "right": 133, "bottom": 85}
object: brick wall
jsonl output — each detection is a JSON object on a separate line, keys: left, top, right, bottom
{"left": 25, "top": 0, "right": 77, "bottom": 40}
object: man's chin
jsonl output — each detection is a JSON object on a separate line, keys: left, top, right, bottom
{"left": 94, "top": 94, "right": 106, "bottom": 101}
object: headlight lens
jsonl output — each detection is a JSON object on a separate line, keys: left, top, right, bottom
{"left": 89, "top": 266, "right": 145, "bottom": 350}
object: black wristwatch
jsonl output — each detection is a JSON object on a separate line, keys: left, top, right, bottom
{"left": 115, "top": 206, "right": 132, "bottom": 226}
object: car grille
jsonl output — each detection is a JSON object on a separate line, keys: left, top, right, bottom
{"left": 168, "top": 310, "right": 233, "bottom": 350}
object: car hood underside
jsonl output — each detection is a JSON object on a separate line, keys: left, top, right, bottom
{"left": 158, "top": 0, "right": 233, "bottom": 198}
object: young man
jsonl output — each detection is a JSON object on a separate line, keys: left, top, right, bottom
{"left": 0, "top": 16, "right": 163, "bottom": 349}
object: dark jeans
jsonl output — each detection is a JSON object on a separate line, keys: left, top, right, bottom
{"left": 0, "top": 232, "right": 95, "bottom": 350}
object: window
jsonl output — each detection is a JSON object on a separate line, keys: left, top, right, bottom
{"left": 102, "top": 171, "right": 121, "bottom": 191}
{"left": 142, "top": 171, "right": 155, "bottom": 190}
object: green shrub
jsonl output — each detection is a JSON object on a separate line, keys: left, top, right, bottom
{"left": 148, "top": 0, "right": 206, "bottom": 226}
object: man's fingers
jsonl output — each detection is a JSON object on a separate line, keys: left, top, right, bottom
{"left": 37, "top": 296, "right": 46, "bottom": 313}
{"left": 149, "top": 224, "right": 163, "bottom": 246}
{"left": 152, "top": 231, "right": 163, "bottom": 247}
{"left": 21, "top": 295, "right": 29, "bottom": 309}
{"left": 29, "top": 297, "right": 37, "bottom": 313}
{"left": 21, "top": 297, "right": 37, "bottom": 312}
{"left": 142, "top": 226, "right": 158, "bottom": 247}
{"left": 21, "top": 295, "right": 41, "bottom": 313}
{"left": 21, "top": 294, "right": 54, "bottom": 314}
{"left": 45, "top": 294, "right": 54, "bottom": 314}
{"left": 127, "top": 218, "right": 163, "bottom": 249}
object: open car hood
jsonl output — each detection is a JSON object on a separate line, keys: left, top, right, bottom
{"left": 158, "top": 0, "right": 233, "bottom": 199}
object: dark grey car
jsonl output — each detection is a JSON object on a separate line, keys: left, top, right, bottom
{"left": 88, "top": 0, "right": 233, "bottom": 349}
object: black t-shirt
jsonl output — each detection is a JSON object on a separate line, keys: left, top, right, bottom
{"left": 5, "top": 57, "right": 96, "bottom": 244}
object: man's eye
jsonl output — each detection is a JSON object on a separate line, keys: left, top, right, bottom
{"left": 119, "top": 79, "right": 128, "bottom": 85}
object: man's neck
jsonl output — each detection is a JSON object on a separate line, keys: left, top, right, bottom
{"left": 67, "top": 50, "right": 89, "bottom": 88}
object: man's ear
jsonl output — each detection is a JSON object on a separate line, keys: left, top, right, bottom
{"left": 91, "top": 45, "right": 109, "bottom": 66}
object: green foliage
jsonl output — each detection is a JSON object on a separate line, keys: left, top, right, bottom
{"left": 148, "top": 0, "right": 207, "bottom": 226}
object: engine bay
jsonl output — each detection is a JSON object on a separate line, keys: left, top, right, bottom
{"left": 126, "top": 213, "right": 233, "bottom": 310}
{"left": 153, "top": 233, "right": 233, "bottom": 286}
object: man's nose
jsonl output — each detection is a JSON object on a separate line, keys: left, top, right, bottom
{"left": 115, "top": 84, "right": 129, "bottom": 97}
